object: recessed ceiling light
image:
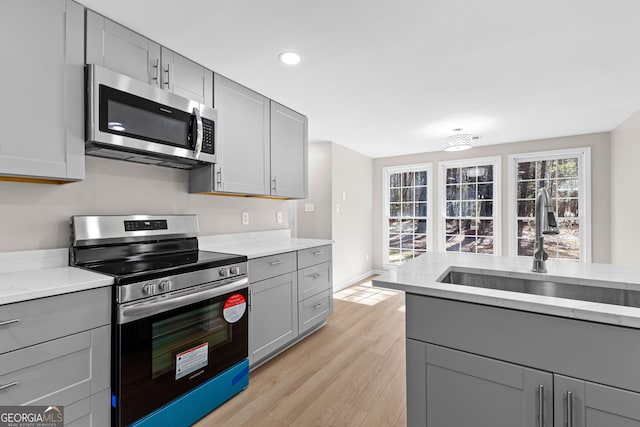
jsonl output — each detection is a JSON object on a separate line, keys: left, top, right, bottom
{"left": 278, "top": 51, "right": 302, "bottom": 65}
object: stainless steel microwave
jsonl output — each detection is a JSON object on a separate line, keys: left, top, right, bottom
{"left": 86, "top": 64, "right": 216, "bottom": 169}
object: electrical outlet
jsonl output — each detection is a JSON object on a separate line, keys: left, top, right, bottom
{"left": 342, "top": 191, "right": 347, "bottom": 201}
{"left": 241, "top": 211, "right": 249, "bottom": 225}
{"left": 304, "top": 203, "right": 315, "bottom": 212}
{"left": 365, "top": 253, "right": 369, "bottom": 261}
{"left": 276, "top": 211, "right": 283, "bottom": 224}
{"left": 335, "top": 203, "right": 340, "bottom": 213}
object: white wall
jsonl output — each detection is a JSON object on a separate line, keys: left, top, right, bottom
{"left": 331, "top": 143, "right": 373, "bottom": 289}
{"left": 0, "top": 156, "right": 288, "bottom": 252}
{"left": 372, "top": 132, "right": 611, "bottom": 269}
{"left": 611, "top": 111, "right": 640, "bottom": 266}
{"left": 296, "top": 142, "right": 332, "bottom": 239}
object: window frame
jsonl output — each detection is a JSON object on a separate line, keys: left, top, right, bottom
{"left": 507, "top": 147, "right": 591, "bottom": 263}
{"left": 382, "top": 163, "right": 434, "bottom": 269}
{"left": 437, "top": 156, "right": 502, "bottom": 255}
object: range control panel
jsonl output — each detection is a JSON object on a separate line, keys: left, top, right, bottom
{"left": 124, "top": 220, "right": 168, "bottom": 231}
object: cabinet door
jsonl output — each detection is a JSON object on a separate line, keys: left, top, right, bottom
{"left": 270, "top": 101, "right": 308, "bottom": 199}
{"left": 161, "top": 47, "right": 213, "bottom": 106}
{"left": 213, "top": 74, "right": 270, "bottom": 194}
{"left": 424, "top": 343, "right": 552, "bottom": 427}
{"left": 555, "top": 375, "right": 640, "bottom": 427}
{"left": 0, "top": 0, "right": 84, "bottom": 181}
{"left": 249, "top": 273, "right": 298, "bottom": 365}
{"left": 86, "top": 10, "right": 161, "bottom": 86}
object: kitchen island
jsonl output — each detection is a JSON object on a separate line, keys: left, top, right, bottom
{"left": 373, "top": 253, "right": 640, "bottom": 427}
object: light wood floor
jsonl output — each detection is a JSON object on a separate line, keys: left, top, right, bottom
{"left": 196, "top": 275, "right": 406, "bottom": 427}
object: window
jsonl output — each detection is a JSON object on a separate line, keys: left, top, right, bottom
{"left": 438, "top": 157, "right": 501, "bottom": 255}
{"left": 509, "top": 148, "right": 591, "bottom": 262}
{"left": 383, "top": 164, "right": 433, "bottom": 266}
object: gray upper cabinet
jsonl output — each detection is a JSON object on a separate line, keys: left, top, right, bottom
{"left": 212, "top": 74, "right": 270, "bottom": 195}
{"left": 270, "top": 102, "right": 308, "bottom": 199}
{"left": 86, "top": 10, "right": 161, "bottom": 87}
{"left": 0, "top": 0, "right": 85, "bottom": 181}
{"left": 86, "top": 11, "right": 212, "bottom": 106}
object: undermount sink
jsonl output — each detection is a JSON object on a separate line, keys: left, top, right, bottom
{"left": 438, "top": 268, "right": 640, "bottom": 308}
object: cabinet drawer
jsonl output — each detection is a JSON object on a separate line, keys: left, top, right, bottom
{"left": 249, "top": 252, "right": 296, "bottom": 283}
{"left": 297, "top": 262, "right": 332, "bottom": 301}
{"left": 299, "top": 289, "right": 332, "bottom": 333}
{"left": 0, "top": 331, "right": 92, "bottom": 406}
{"left": 297, "top": 245, "right": 332, "bottom": 269}
{"left": 0, "top": 287, "right": 111, "bottom": 355}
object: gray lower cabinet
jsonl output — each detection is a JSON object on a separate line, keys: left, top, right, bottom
{"left": 270, "top": 102, "right": 308, "bottom": 199}
{"left": 86, "top": 10, "right": 213, "bottom": 106}
{"left": 248, "top": 245, "right": 333, "bottom": 367}
{"left": 249, "top": 272, "right": 298, "bottom": 365}
{"left": 0, "top": 0, "right": 85, "bottom": 181}
{"left": 0, "top": 287, "right": 111, "bottom": 426}
{"left": 406, "top": 294, "right": 640, "bottom": 427}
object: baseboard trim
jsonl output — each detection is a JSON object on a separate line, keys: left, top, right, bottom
{"left": 334, "top": 270, "right": 385, "bottom": 292}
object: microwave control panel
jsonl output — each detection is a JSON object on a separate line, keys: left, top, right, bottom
{"left": 202, "top": 119, "right": 215, "bottom": 154}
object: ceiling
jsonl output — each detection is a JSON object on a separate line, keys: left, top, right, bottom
{"left": 76, "top": 0, "right": 640, "bottom": 158}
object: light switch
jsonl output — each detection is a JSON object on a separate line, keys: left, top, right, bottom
{"left": 276, "top": 211, "right": 283, "bottom": 224}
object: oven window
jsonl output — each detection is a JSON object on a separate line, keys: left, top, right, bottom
{"left": 151, "top": 301, "right": 230, "bottom": 379}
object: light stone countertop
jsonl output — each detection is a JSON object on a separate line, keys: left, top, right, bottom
{"left": 373, "top": 252, "right": 640, "bottom": 328}
{"left": 199, "top": 230, "right": 332, "bottom": 259}
{"left": 0, "top": 266, "right": 113, "bottom": 306}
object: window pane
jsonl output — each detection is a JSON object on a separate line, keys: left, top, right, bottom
{"left": 446, "top": 201, "right": 460, "bottom": 217}
{"left": 517, "top": 181, "right": 536, "bottom": 199}
{"left": 537, "top": 160, "right": 556, "bottom": 179}
{"left": 446, "top": 185, "right": 460, "bottom": 201}
{"left": 557, "top": 158, "right": 578, "bottom": 178}
{"left": 401, "top": 234, "right": 414, "bottom": 249}
{"left": 557, "top": 179, "right": 578, "bottom": 198}
{"left": 389, "top": 219, "right": 401, "bottom": 233}
{"left": 461, "top": 201, "right": 476, "bottom": 217}
{"left": 446, "top": 168, "right": 460, "bottom": 184}
{"left": 446, "top": 219, "right": 460, "bottom": 234}
{"left": 390, "top": 188, "right": 401, "bottom": 203}
{"left": 478, "top": 220, "right": 493, "bottom": 236}
{"left": 402, "top": 172, "right": 414, "bottom": 186}
{"left": 402, "top": 219, "right": 416, "bottom": 233}
{"left": 461, "top": 219, "right": 477, "bottom": 235}
{"left": 401, "top": 250, "right": 415, "bottom": 261}
{"left": 461, "top": 236, "right": 477, "bottom": 252}
{"left": 416, "top": 219, "right": 427, "bottom": 234}
{"left": 461, "top": 184, "right": 476, "bottom": 200}
{"left": 416, "top": 187, "right": 427, "bottom": 201}
{"left": 518, "top": 161, "right": 536, "bottom": 180}
{"left": 462, "top": 167, "right": 476, "bottom": 183}
{"left": 478, "top": 201, "right": 493, "bottom": 217}
{"left": 389, "top": 249, "right": 401, "bottom": 263}
{"left": 446, "top": 235, "right": 461, "bottom": 252}
{"left": 414, "top": 234, "right": 427, "bottom": 251}
{"left": 389, "top": 234, "right": 401, "bottom": 248}
{"left": 415, "top": 203, "right": 427, "bottom": 217}
{"left": 415, "top": 171, "right": 427, "bottom": 185}
{"left": 390, "top": 203, "right": 401, "bottom": 216}
{"left": 390, "top": 173, "right": 401, "bottom": 187}
{"left": 478, "top": 183, "right": 493, "bottom": 200}
{"left": 557, "top": 199, "right": 578, "bottom": 217}
{"left": 477, "top": 165, "right": 494, "bottom": 182}
{"left": 401, "top": 203, "right": 413, "bottom": 217}
{"left": 477, "top": 237, "right": 493, "bottom": 254}
{"left": 402, "top": 187, "right": 414, "bottom": 202}
{"left": 517, "top": 200, "right": 535, "bottom": 217}
{"left": 518, "top": 238, "right": 534, "bottom": 256}
{"left": 517, "top": 219, "right": 535, "bottom": 238}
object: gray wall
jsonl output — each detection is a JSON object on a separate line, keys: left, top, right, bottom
{"left": 0, "top": 156, "right": 288, "bottom": 252}
{"left": 296, "top": 142, "right": 332, "bottom": 239}
{"left": 372, "top": 132, "right": 611, "bottom": 270}
{"left": 611, "top": 111, "right": 640, "bottom": 266}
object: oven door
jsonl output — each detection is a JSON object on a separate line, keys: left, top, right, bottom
{"left": 115, "top": 277, "right": 248, "bottom": 426}
{"left": 87, "top": 64, "right": 216, "bottom": 165}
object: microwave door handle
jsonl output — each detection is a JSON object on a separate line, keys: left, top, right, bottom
{"left": 193, "top": 107, "right": 203, "bottom": 159}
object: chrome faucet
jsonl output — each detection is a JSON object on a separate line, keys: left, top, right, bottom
{"left": 532, "top": 187, "right": 559, "bottom": 273}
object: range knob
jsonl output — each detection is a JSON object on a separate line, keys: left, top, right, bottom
{"left": 142, "top": 283, "right": 156, "bottom": 296}
{"left": 230, "top": 266, "right": 240, "bottom": 275}
{"left": 219, "top": 267, "right": 230, "bottom": 277}
{"left": 158, "top": 280, "right": 172, "bottom": 292}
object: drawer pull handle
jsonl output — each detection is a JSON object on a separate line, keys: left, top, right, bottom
{"left": 566, "top": 391, "right": 573, "bottom": 427}
{"left": 537, "top": 384, "right": 545, "bottom": 427}
{"left": 0, "top": 382, "right": 18, "bottom": 392}
{"left": 0, "top": 319, "right": 19, "bottom": 327}
{"left": 313, "top": 303, "right": 323, "bottom": 311}
{"left": 311, "top": 273, "right": 321, "bottom": 279}
{"left": 313, "top": 251, "right": 324, "bottom": 256}
{"left": 270, "top": 260, "right": 284, "bottom": 266}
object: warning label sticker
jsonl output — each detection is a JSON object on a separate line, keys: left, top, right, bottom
{"left": 223, "top": 294, "right": 247, "bottom": 323}
{"left": 176, "top": 343, "right": 208, "bottom": 380}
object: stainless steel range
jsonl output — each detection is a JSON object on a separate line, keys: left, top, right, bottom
{"left": 70, "top": 215, "right": 249, "bottom": 427}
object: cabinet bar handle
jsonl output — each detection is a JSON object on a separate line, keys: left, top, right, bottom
{"left": 538, "top": 384, "right": 545, "bottom": 427}
{"left": 216, "top": 168, "right": 222, "bottom": 189}
{"left": 566, "top": 391, "right": 573, "bottom": 427}
{"left": 270, "top": 260, "right": 284, "bottom": 266}
{"left": 164, "top": 63, "right": 172, "bottom": 89}
{"left": 151, "top": 58, "right": 159, "bottom": 83}
{"left": 272, "top": 177, "right": 277, "bottom": 192}
{"left": 0, "top": 319, "right": 19, "bottom": 327}
{"left": 313, "top": 303, "right": 322, "bottom": 310}
{"left": 313, "top": 251, "right": 325, "bottom": 256}
{"left": 0, "top": 382, "right": 18, "bottom": 392}
{"left": 311, "top": 273, "right": 321, "bottom": 279}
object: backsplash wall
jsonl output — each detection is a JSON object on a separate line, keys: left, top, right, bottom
{"left": 0, "top": 156, "right": 288, "bottom": 252}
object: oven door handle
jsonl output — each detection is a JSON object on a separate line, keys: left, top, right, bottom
{"left": 119, "top": 277, "right": 248, "bottom": 324}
